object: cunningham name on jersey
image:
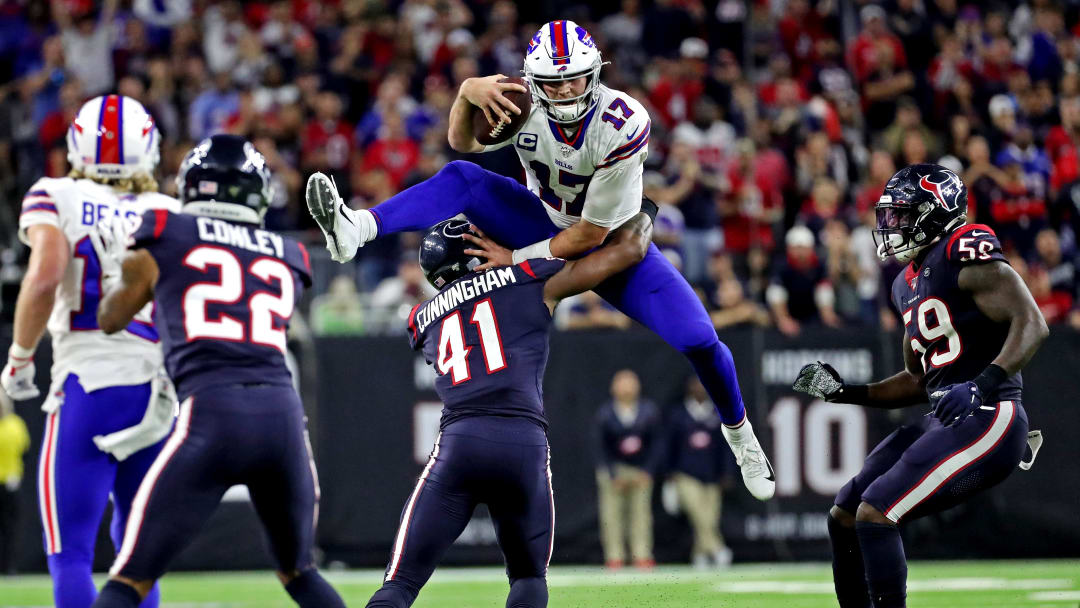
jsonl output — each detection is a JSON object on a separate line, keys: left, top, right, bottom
{"left": 488, "top": 84, "right": 650, "bottom": 231}
{"left": 413, "top": 267, "right": 519, "bottom": 334}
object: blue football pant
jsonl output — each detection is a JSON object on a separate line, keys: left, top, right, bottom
{"left": 39, "top": 374, "right": 162, "bottom": 608}
{"left": 369, "top": 160, "right": 746, "bottom": 424}
{"left": 368, "top": 416, "right": 551, "bottom": 608}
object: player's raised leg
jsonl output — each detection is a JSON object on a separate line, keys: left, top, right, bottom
{"left": 367, "top": 434, "right": 478, "bottom": 608}
{"left": 594, "top": 245, "right": 775, "bottom": 500}
{"left": 307, "top": 160, "right": 558, "bottom": 262}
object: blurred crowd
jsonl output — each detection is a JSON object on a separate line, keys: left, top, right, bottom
{"left": 2, "top": 0, "right": 1080, "bottom": 335}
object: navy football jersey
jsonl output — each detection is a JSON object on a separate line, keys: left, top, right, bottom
{"left": 131, "top": 210, "right": 312, "bottom": 400}
{"left": 409, "top": 258, "right": 567, "bottom": 429}
{"left": 890, "top": 224, "right": 1022, "bottom": 403}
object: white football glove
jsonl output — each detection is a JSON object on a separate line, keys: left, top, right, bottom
{"left": 2, "top": 347, "right": 39, "bottom": 401}
{"left": 91, "top": 215, "right": 132, "bottom": 292}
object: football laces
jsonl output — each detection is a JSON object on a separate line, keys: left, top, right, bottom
{"left": 489, "top": 121, "right": 506, "bottom": 138}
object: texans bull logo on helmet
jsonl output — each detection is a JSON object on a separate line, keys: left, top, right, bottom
{"left": 918, "top": 171, "right": 964, "bottom": 212}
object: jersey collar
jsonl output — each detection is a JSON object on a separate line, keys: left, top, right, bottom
{"left": 547, "top": 104, "right": 598, "bottom": 150}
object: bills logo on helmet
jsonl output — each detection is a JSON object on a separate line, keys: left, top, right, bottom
{"left": 919, "top": 171, "right": 963, "bottom": 212}
{"left": 575, "top": 26, "right": 595, "bottom": 48}
{"left": 527, "top": 31, "right": 541, "bottom": 55}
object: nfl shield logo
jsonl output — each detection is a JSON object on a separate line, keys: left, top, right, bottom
{"left": 559, "top": 145, "right": 573, "bottom": 158}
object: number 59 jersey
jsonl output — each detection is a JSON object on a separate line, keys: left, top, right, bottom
{"left": 18, "top": 177, "right": 179, "bottom": 392}
{"left": 130, "top": 210, "right": 312, "bottom": 401}
{"left": 409, "top": 258, "right": 567, "bottom": 430}
{"left": 890, "top": 224, "right": 1023, "bottom": 403}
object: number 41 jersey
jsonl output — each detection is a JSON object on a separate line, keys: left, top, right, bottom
{"left": 131, "top": 210, "right": 312, "bottom": 400}
{"left": 408, "top": 258, "right": 567, "bottom": 430}
{"left": 890, "top": 224, "right": 1022, "bottom": 403}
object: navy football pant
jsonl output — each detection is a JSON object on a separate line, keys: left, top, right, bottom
{"left": 369, "top": 160, "right": 746, "bottom": 424}
{"left": 109, "top": 385, "right": 320, "bottom": 581}
{"left": 368, "top": 416, "right": 553, "bottom": 608}
{"left": 835, "top": 400, "right": 1028, "bottom": 523}
{"left": 39, "top": 374, "right": 163, "bottom": 608}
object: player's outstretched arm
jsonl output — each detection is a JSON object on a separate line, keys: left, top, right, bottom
{"left": 793, "top": 335, "right": 926, "bottom": 409}
{"left": 959, "top": 261, "right": 1049, "bottom": 375}
{"left": 98, "top": 250, "right": 159, "bottom": 334}
{"left": 541, "top": 211, "right": 653, "bottom": 311}
{"left": 448, "top": 75, "right": 528, "bottom": 153}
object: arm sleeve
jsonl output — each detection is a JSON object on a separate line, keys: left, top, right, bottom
{"left": 17, "top": 180, "right": 62, "bottom": 246}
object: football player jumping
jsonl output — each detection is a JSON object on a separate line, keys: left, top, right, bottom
{"left": 794, "top": 164, "right": 1047, "bottom": 608}
{"left": 307, "top": 19, "right": 774, "bottom": 500}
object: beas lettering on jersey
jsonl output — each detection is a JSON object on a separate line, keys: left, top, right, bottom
{"left": 415, "top": 267, "right": 518, "bottom": 333}
{"left": 196, "top": 216, "right": 284, "bottom": 258}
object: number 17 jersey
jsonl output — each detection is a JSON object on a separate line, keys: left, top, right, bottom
{"left": 409, "top": 258, "right": 566, "bottom": 430}
{"left": 131, "top": 210, "right": 312, "bottom": 401}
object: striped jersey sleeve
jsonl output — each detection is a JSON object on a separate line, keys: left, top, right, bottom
{"left": 17, "top": 178, "right": 62, "bottom": 245}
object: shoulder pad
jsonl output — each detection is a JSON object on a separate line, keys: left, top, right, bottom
{"left": 945, "top": 224, "right": 1007, "bottom": 265}
{"left": 516, "top": 257, "right": 567, "bottom": 281}
{"left": 130, "top": 208, "right": 174, "bottom": 249}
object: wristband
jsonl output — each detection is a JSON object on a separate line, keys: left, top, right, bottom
{"left": 9, "top": 343, "right": 34, "bottom": 360}
{"left": 839, "top": 383, "right": 870, "bottom": 404}
{"left": 972, "top": 364, "right": 1008, "bottom": 397}
{"left": 511, "top": 238, "right": 553, "bottom": 265}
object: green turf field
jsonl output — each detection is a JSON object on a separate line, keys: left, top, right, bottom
{"left": 2, "top": 560, "right": 1078, "bottom": 607}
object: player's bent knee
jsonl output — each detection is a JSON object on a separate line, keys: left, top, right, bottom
{"left": 444, "top": 159, "right": 482, "bottom": 182}
{"left": 830, "top": 505, "right": 856, "bottom": 528}
{"left": 855, "top": 501, "right": 893, "bottom": 525}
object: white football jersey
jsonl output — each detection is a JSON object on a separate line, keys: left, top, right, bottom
{"left": 487, "top": 84, "right": 650, "bottom": 230}
{"left": 18, "top": 177, "right": 180, "bottom": 393}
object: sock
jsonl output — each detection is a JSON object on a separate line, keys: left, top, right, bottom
{"left": 284, "top": 569, "right": 346, "bottom": 608}
{"left": 828, "top": 515, "right": 871, "bottom": 608}
{"left": 90, "top": 580, "right": 142, "bottom": 608}
{"left": 506, "top": 576, "right": 548, "bottom": 608}
{"left": 366, "top": 580, "right": 420, "bottom": 608}
{"left": 138, "top": 584, "right": 160, "bottom": 608}
{"left": 855, "top": 521, "right": 908, "bottom": 608}
{"left": 370, "top": 162, "right": 475, "bottom": 235}
{"left": 48, "top": 553, "right": 97, "bottom": 608}
{"left": 685, "top": 341, "right": 746, "bottom": 426}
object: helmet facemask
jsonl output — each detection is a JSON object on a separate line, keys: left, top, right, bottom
{"left": 525, "top": 57, "right": 603, "bottom": 124}
{"left": 873, "top": 196, "right": 932, "bottom": 263}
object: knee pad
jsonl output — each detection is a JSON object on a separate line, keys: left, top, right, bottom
{"left": 507, "top": 576, "right": 548, "bottom": 608}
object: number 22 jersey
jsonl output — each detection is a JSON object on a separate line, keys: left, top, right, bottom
{"left": 130, "top": 210, "right": 312, "bottom": 400}
{"left": 890, "top": 223, "right": 1022, "bottom": 403}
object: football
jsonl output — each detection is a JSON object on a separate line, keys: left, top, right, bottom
{"left": 472, "top": 76, "right": 531, "bottom": 146}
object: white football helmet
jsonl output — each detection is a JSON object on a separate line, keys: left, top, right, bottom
{"left": 523, "top": 20, "right": 605, "bottom": 124}
{"left": 67, "top": 95, "right": 160, "bottom": 180}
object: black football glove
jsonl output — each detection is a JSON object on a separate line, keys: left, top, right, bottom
{"left": 792, "top": 361, "right": 845, "bottom": 401}
{"left": 929, "top": 381, "right": 983, "bottom": 427}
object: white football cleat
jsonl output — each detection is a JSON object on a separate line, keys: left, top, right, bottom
{"left": 305, "top": 172, "right": 376, "bottom": 263}
{"left": 722, "top": 419, "right": 775, "bottom": 501}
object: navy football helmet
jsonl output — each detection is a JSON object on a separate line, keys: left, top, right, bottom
{"left": 875, "top": 163, "right": 968, "bottom": 263}
{"left": 419, "top": 219, "right": 483, "bottom": 288}
{"left": 177, "top": 134, "right": 273, "bottom": 225}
